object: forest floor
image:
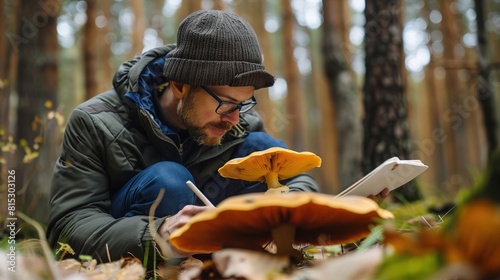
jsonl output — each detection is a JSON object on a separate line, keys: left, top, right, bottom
{"left": 3, "top": 187, "right": 499, "bottom": 280}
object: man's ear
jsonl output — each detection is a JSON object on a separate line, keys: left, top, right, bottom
{"left": 170, "top": 81, "right": 190, "bottom": 99}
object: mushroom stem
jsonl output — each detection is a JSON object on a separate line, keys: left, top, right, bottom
{"left": 271, "top": 224, "right": 303, "bottom": 261}
{"left": 265, "top": 172, "right": 284, "bottom": 189}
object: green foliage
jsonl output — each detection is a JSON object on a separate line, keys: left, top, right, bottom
{"left": 79, "top": 254, "right": 93, "bottom": 262}
{"left": 459, "top": 148, "right": 500, "bottom": 205}
{"left": 385, "top": 199, "right": 441, "bottom": 232}
{"left": 357, "top": 225, "right": 384, "bottom": 251}
{"left": 440, "top": 148, "right": 500, "bottom": 233}
{"left": 0, "top": 236, "right": 10, "bottom": 249}
{"left": 375, "top": 252, "right": 444, "bottom": 280}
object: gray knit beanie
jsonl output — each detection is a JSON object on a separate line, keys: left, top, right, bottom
{"left": 163, "top": 10, "right": 275, "bottom": 89}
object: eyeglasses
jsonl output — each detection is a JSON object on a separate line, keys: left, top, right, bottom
{"left": 200, "top": 85, "right": 257, "bottom": 115}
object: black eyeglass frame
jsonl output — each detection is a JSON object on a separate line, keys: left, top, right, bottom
{"left": 200, "top": 85, "right": 257, "bottom": 115}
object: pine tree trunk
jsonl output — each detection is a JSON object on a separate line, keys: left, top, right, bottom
{"left": 474, "top": 0, "right": 498, "bottom": 157}
{"left": 417, "top": 1, "right": 447, "bottom": 197}
{"left": 310, "top": 27, "right": 338, "bottom": 194}
{"left": 131, "top": 0, "right": 146, "bottom": 55}
{"left": 83, "top": 0, "right": 113, "bottom": 99}
{"left": 0, "top": 0, "right": 13, "bottom": 225}
{"left": 363, "top": 0, "right": 420, "bottom": 201}
{"left": 322, "top": 0, "right": 363, "bottom": 189}
{"left": 235, "top": 1, "right": 275, "bottom": 138}
{"left": 15, "top": 0, "right": 60, "bottom": 222}
{"left": 0, "top": 0, "right": 11, "bottom": 135}
{"left": 439, "top": 0, "right": 475, "bottom": 193}
{"left": 281, "top": 0, "right": 305, "bottom": 150}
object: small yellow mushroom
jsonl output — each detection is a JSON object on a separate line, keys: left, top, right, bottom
{"left": 218, "top": 147, "right": 322, "bottom": 193}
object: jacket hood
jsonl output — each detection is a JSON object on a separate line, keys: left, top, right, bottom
{"left": 113, "top": 44, "right": 176, "bottom": 96}
{"left": 113, "top": 44, "right": 176, "bottom": 136}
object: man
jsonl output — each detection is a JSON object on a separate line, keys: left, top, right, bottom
{"left": 47, "top": 10, "right": 320, "bottom": 268}
{"left": 48, "top": 9, "right": 390, "bottom": 270}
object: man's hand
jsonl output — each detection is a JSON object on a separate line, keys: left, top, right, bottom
{"left": 158, "top": 205, "right": 213, "bottom": 258}
{"left": 368, "top": 188, "right": 389, "bottom": 204}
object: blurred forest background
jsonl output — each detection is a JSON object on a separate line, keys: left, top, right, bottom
{"left": 0, "top": 0, "right": 499, "bottom": 226}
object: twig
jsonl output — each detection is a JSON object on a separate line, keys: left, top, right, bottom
{"left": 420, "top": 216, "right": 433, "bottom": 228}
{"left": 147, "top": 188, "right": 171, "bottom": 260}
{"left": 437, "top": 204, "right": 457, "bottom": 224}
{"left": 106, "top": 244, "right": 111, "bottom": 263}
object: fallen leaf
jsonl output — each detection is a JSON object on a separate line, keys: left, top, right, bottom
{"left": 288, "top": 247, "right": 384, "bottom": 280}
{"left": 212, "top": 248, "right": 292, "bottom": 280}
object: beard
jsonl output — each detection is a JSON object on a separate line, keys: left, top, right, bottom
{"left": 178, "top": 93, "right": 233, "bottom": 146}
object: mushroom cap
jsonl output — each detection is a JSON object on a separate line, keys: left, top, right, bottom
{"left": 218, "top": 147, "right": 322, "bottom": 182}
{"left": 169, "top": 192, "right": 394, "bottom": 253}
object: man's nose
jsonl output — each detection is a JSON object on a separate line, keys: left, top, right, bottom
{"left": 220, "top": 110, "right": 240, "bottom": 125}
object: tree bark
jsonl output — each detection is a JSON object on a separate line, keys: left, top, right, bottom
{"left": 439, "top": 0, "right": 474, "bottom": 193}
{"left": 281, "top": 0, "right": 305, "bottom": 150}
{"left": 236, "top": 0, "right": 276, "bottom": 138}
{"left": 131, "top": 0, "right": 146, "bottom": 55}
{"left": 474, "top": 0, "right": 498, "bottom": 157}
{"left": 322, "top": 0, "right": 362, "bottom": 189}
{"left": 363, "top": 0, "right": 420, "bottom": 201}
{"left": 83, "top": 0, "right": 113, "bottom": 99}
{"left": 0, "top": 0, "right": 14, "bottom": 225}
{"left": 15, "top": 0, "right": 60, "bottom": 222}
{"left": 416, "top": 1, "right": 448, "bottom": 197}
{"left": 0, "top": 0, "right": 11, "bottom": 135}
{"left": 310, "top": 27, "right": 338, "bottom": 194}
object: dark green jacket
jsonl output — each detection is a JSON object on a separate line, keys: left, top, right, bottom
{"left": 47, "top": 45, "right": 319, "bottom": 267}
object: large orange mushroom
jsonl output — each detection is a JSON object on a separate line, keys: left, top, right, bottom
{"left": 218, "top": 147, "right": 322, "bottom": 193}
{"left": 169, "top": 192, "right": 394, "bottom": 260}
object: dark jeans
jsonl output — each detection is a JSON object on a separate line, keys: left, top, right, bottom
{"left": 110, "top": 161, "right": 197, "bottom": 218}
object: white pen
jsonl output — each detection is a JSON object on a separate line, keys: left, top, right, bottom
{"left": 186, "top": 180, "right": 215, "bottom": 208}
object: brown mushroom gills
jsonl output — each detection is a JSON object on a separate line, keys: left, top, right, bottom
{"left": 169, "top": 193, "right": 394, "bottom": 260}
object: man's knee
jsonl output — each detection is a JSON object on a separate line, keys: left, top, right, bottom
{"left": 112, "top": 161, "right": 198, "bottom": 217}
{"left": 144, "top": 161, "right": 195, "bottom": 188}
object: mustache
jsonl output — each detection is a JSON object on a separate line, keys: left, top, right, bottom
{"left": 207, "top": 121, "right": 233, "bottom": 131}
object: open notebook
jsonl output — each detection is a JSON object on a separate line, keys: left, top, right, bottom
{"left": 337, "top": 157, "right": 428, "bottom": 197}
